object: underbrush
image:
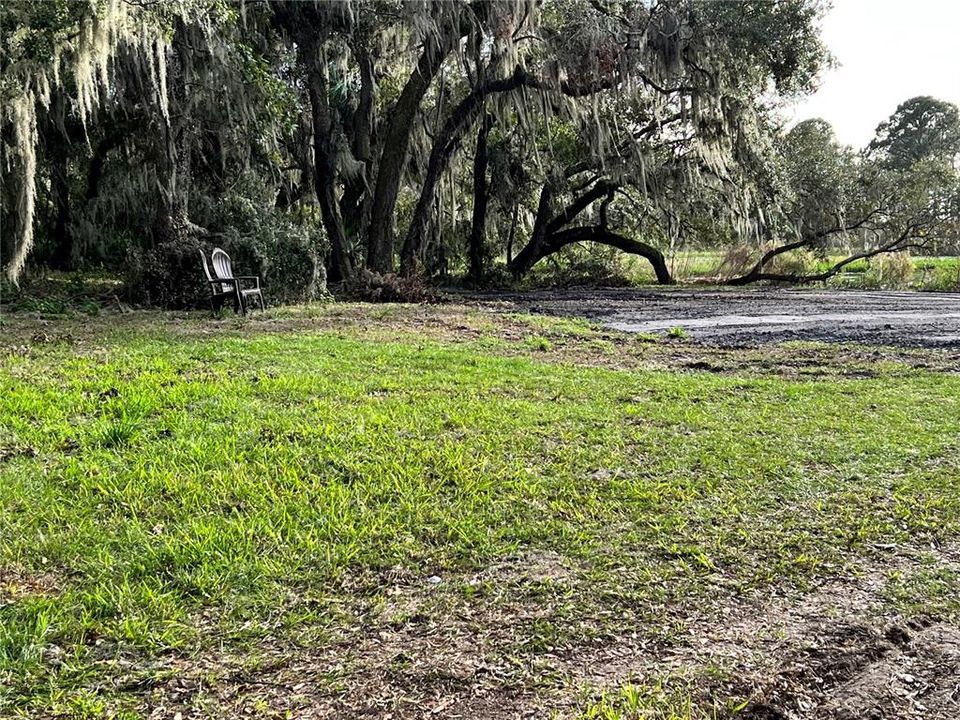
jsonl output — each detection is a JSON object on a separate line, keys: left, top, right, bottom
{"left": 522, "top": 254, "right": 639, "bottom": 289}
{"left": 125, "top": 212, "right": 327, "bottom": 309}
{"left": 344, "top": 268, "right": 441, "bottom": 302}
{"left": 833, "top": 253, "right": 960, "bottom": 291}
{"left": 860, "top": 252, "right": 916, "bottom": 289}
{"left": 0, "top": 272, "right": 122, "bottom": 316}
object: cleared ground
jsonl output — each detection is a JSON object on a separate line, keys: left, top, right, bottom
{"left": 475, "top": 288, "right": 960, "bottom": 347}
{"left": 2, "top": 302, "right": 960, "bottom": 719}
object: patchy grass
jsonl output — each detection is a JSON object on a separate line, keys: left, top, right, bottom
{"left": 2, "top": 304, "right": 960, "bottom": 717}
{"left": 885, "top": 553, "right": 960, "bottom": 621}
{"left": 573, "top": 680, "right": 722, "bottom": 720}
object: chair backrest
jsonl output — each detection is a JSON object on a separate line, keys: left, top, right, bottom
{"left": 200, "top": 251, "right": 215, "bottom": 283}
{"left": 211, "top": 248, "right": 234, "bottom": 294}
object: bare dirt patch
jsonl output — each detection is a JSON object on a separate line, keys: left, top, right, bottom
{"left": 648, "top": 545, "right": 960, "bottom": 720}
{"left": 477, "top": 550, "right": 575, "bottom": 586}
{"left": 0, "top": 567, "right": 59, "bottom": 604}
{"left": 133, "top": 547, "right": 960, "bottom": 719}
{"left": 743, "top": 620, "right": 960, "bottom": 720}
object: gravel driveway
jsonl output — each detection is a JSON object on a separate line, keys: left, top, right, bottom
{"left": 473, "top": 288, "right": 960, "bottom": 347}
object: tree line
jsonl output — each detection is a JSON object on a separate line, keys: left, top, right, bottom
{"left": 1, "top": 1, "right": 957, "bottom": 304}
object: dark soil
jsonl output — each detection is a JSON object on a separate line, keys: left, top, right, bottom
{"left": 468, "top": 288, "right": 960, "bottom": 348}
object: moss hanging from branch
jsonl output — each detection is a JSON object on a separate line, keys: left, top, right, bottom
{"left": 1, "top": 0, "right": 177, "bottom": 282}
{"left": 6, "top": 91, "right": 38, "bottom": 282}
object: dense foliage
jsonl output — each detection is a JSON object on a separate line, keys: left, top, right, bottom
{"left": 1, "top": 0, "right": 957, "bottom": 302}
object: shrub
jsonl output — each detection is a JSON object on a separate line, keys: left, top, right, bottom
{"left": 524, "top": 244, "right": 636, "bottom": 288}
{"left": 716, "top": 243, "right": 817, "bottom": 280}
{"left": 218, "top": 215, "right": 328, "bottom": 307}
{"left": 768, "top": 247, "right": 817, "bottom": 277}
{"left": 471, "top": 263, "right": 515, "bottom": 288}
{"left": 715, "top": 244, "right": 757, "bottom": 278}
{"left": 125, "top": 201, "right": 328, "bottom": 309}
{"left": 125, "top": 234, "right": 209, "bottom": 309}
{"left": 863, "top": 252, "right": 915, "bottom": 289}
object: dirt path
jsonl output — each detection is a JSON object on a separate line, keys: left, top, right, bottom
{"left": 470, "top": 289, "right": 960, "bottom": 347}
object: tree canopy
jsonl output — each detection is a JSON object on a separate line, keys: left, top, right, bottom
{"left": 868, "top": 96, "right": 960, "bottom": 170}
{"left": 3, "top": 0, "right": 954, "bottom": 300}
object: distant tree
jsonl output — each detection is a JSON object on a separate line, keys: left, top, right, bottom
{"left": 867, "top": 96, "right": 960, "bottom": 170}
{"left": 1, "top": 1, "right": 316, "bottom": 298}
{"left": 726, "top": 116, "right": 960, "bottom": 286}
{"left": 780, "top": 119, "right": 857, "bottom": 240}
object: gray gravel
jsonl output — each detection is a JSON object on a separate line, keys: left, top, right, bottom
{"left": 471, "top": 288, "right": 960, "bottom": 347}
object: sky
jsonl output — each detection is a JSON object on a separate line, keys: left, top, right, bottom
{"left": 787, "top": 0, "right": 960, "bottom": 150}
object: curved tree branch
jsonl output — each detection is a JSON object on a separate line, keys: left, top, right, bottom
{"left": 509, "top": 224, "right": 673, "bottom": 284}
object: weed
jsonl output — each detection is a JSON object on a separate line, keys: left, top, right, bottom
{"left": 574, "top": 679, "right": 722, "bottom": 719}
{"left": 98, "top": 418, "right": 140, "bottom": 448}
{"left": 528, "top": 335, "right": 554, "bottom": 351}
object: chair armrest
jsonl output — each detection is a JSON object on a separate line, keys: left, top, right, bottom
{"left": 234, "top": 276, "right": 260, "bottom": 288}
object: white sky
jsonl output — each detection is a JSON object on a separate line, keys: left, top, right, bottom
{"left": 787, "top": 0, "right": 960, "bottom": 150}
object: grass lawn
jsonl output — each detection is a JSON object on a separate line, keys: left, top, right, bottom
{"left": 2, "top": 304, "right": 960, "bottom": 718}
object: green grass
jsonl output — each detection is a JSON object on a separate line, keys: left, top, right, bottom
{"left": 624, "top": 249, "right": 960, "bottom": 290}
{"left": 573, "top": 680, "right": 715, "bottom": 720}
{"left": 2, "top": 312, "right": 960, "bottom": 715}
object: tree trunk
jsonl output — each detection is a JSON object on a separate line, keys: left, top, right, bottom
{"left": 49, "top": 150, "right": 74, "bottom": 270}
{"left": 85, "top": 114, "right": 140, "bottom": 202}
{"left": 304, "top": 43, "right": 353, "bottom": 282}
{"left": 340, "top": 45, "right": 375, "bottom": 245}
{"left": 85, "top": 137, "right": 110, "bottom": 202}
{"left": 153, "top": 20, "right": 192, "bottom": 248}
{"left": 468, "top": 113, "right": 493, "bottom": 283}
{"left": 723, "top": 238, "right": 811, "bottom": 285}
{"left": 506, "top": 201, "right": 518, "bottom": 265}
{"left": 39, "top": 94, "right": 76, "bottom": 270}
{"left": 723, "top": 236, "right": 918, "bottom": 286}
{"left": 400, "top": 68, "right": 530, "bottom": 275}
{"left": 366, "top": 34, "right": 452, "bottom": 273}
{"left": 506, "top": 182, "right": 557, "bottom": 278}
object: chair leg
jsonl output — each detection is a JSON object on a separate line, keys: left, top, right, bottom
{"left": 235, "top": 289, "right": 246, "bottom": 316}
